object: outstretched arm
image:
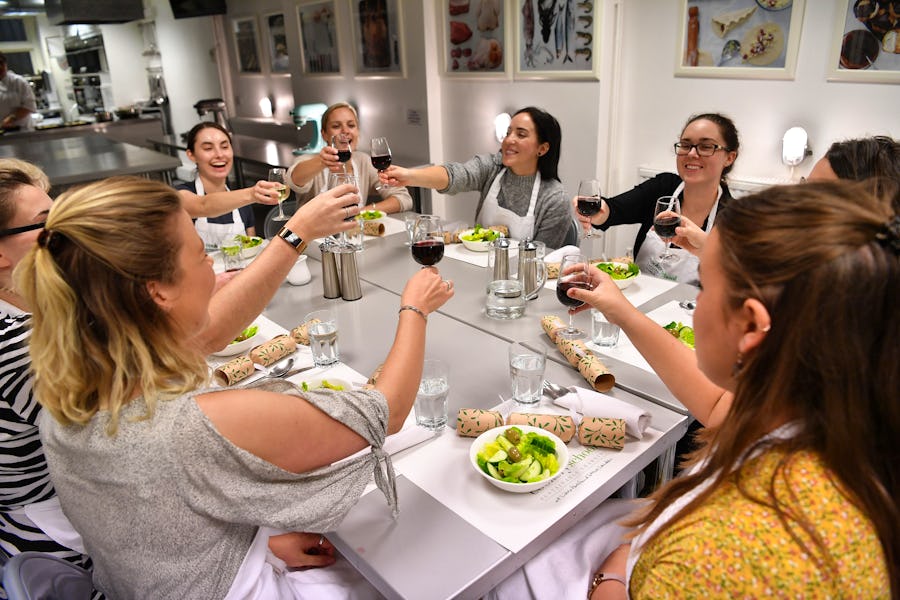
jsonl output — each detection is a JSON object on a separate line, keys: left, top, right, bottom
{"left": 380, "top": 165, "right": 450, "bottom": 191}
{"left": 177, "top": 180, "right": 280, "bottom": 219}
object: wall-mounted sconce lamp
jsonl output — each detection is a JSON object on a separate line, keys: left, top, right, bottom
{"left": 494, "top": 112, "right": 511, "bottom": 144}
{"left": 782, "top": 126, "right": 811, "bottom": 166}
{"left": 258, "top": 96, "right": 274, "bottom": 119}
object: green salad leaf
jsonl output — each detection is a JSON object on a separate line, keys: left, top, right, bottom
{"left": 235, "top": 234, "right": 263, "bottom": 249}
{"left": 230, "top": 325, "right": 258, "bottom": 344}
{"left": 476, "top": 427, "right": 560, "bottom": 484}
{"left": 358, "top": 210, "right": 384, "bottom": 221}
{"left": 595, "top": 261, "right": 639, "bottom": 280}
{"left": 663, "top": 321, "right": 695, "bottom": 349}
{"left": 460, "top": 224, "right": 501, "bottom": 243}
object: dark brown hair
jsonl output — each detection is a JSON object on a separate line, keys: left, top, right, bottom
{"left": 185, "top": 121, "right": 232, "bottom": 153}
{"left": 825, "top": 136, "right": 900, "bottom": 201}
{"left": 681, "top": 112, "right": 740, "bottom": 178}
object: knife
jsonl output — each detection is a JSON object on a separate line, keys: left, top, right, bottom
{"left": 278, "top": 364, "right": 318, "bottom": 379}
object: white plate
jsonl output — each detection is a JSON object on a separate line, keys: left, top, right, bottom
{"left": 469, "top": 425, "right": 569, "bottom": 493}
{"left": 210, "top": 331, "right": 262, "bottom": 357}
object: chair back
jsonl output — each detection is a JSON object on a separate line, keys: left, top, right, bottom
{"left": 562, "top": 218, "right": 580, "bottom": 247}
{"left": 1, "top": 552, "right": 93, "bottom": 600}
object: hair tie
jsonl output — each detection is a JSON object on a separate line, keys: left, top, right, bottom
{"left": 37, "top": 228, "right": 65, "bottom": 254}
{"left": 875, "top": 215, "right": 900, "bottom": 254}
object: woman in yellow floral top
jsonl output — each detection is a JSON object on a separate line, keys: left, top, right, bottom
{"left": 582, "top": 180, "right": 899, "bottom": 599}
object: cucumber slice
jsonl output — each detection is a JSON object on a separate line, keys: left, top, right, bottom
{"left": 496, "top": 435, "right": 513, "bottom": 451}
{"left": 486, "top": 450, "right": 507, "bottom": 463}
{"left": 520, "top": 459, "right": 542, "bottom": 482}
{"left": 506, "top": 456, "right": 534, "bottom": 480}
{"left": 487, "top": 463, "right": 501, "bottom": 479}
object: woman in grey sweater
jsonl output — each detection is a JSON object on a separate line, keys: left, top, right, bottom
{"left": 381, "top": 106, "right": 572, "bottom": 248}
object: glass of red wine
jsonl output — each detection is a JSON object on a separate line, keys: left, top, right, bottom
{"left": 576, "top": 179, "right": 602, "bottom": 238}
{"left": 371, "top": 136, "right": 391, "bottom": 191}
{"left": 332, "top": 135, "right": 352, "bottom": 174}
{"left": 653, "top": 195, "right": 682, "bottom": 262}
{"left": 556, "top": 254, "right": 593, "bottom": 339}
{"left": 411, "top": 215, "right": 444, "bottom": 267}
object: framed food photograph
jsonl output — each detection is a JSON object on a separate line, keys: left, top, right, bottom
{"left": 674, "top": 0, "right": 806, "bottom": 80}
{"left": 443, "top": 0, "right": 510, "bottom": 77}
{"left": 297, "top": 0, "right": 341, "bottom": 75}
{"left": 232, "top": 16, "right": 263, "bottom": 74}
{"left": 827, "top": 0, "right": 900, "bottom": 83}
{"left": 262, "top": 12, "right": 290, "bottom": 74}
{"left": 514, "top": 0, "right": 600, "bottom": 80}
{"left": 351, "top": 0, "right": 405, "bottom": 77}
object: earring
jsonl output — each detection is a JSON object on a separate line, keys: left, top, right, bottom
{"left": 732, "top": 352, "right": 744, "bottom": 378}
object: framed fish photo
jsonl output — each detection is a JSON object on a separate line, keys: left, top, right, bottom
{"left": 827, "top": 0, "right": 900, "bottom": 84}
{"left": 351, "top": 0, "right": 406, "bottom": 78}
{"left": 443, "top": 0, "right": 511, "bottom": 78}
{"left": 514, "top": 0, "right": 600, "bottom": 80}
{"left": 674, "top": 0, "right": 806, "bottom": 80}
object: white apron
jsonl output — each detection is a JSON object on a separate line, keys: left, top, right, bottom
{"left": 476, "top": 168, "right": 541, "bottom": 241}
{"left": 192, "top": 178, "right": 245, "bottom": 248}
{"left": 636, "top": 181, "right": 721, "bottom": 285}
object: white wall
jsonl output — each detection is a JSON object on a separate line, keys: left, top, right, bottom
{"left": 99, "top": 22, "right": 147, "bottom": 108}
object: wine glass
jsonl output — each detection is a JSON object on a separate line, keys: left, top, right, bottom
{"left": 332, "top": 135, "right": 352, "bottom": 174}
{"left": 371, "top": 136, "right": 392, "bottom": 191}
{"left": 268, "top": 167, "right": 289, "bottom": 222}
{"left": 410, "top": 215, "right": 444, "bottom": 267}
{"left": 653, "top": 195, "right": 682, "bottom": 262}
{"left": 576, "top": 179, "right": 602, "bottom": 238}
{"left": 329, "top": 172, "right": 359, "bottom": 246}
{"left": 556, "top": 254, "right": 593, "bottom": 340}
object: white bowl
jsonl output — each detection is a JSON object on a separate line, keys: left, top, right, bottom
{"left": 240, "top": 237, "right": 265, "bottom": 258}
{"left": 358, "top": 209, "right": 385, "bottom": 221}
{"left": 458, "top": 228, "right": 501, "bottom": 252}
{"left": 469, "top": 425, "right": 569, "bottom": 493}
{"left": 595, "top": 261, "right": 640, "bottom": 290}
{"left": 210, "top": 331, "right": 263, "bottom": 357}
{"left": 298, "top": 376, "right": 353, "bottom": 392}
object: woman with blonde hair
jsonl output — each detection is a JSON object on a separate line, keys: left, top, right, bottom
{"left": 18, "top": 176, "right": 452, "bottom": 598}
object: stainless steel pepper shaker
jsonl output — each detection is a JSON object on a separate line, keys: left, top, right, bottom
{"left": 487, "top": 237, "right": 512, "bottom": 291}
{"left": 320, "top": 242, "right": 342, "bottom": 299}
{"left": 336, "top": 245, "right": 362, "bottom": 301}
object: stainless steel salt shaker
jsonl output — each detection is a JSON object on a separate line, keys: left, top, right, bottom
{"left": 320, "top": 242, "right": 342, "bottom": 299}
{"left": 336, "top": 246, "right": 362, "bottom": 301}
{"left": 488, "top": 237, "right": 511, "bottom": 282}
{"left": 517, "top": 239, "right": 546, "bottom": 300}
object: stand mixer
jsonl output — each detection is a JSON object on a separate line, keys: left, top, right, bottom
{"left": 291, "top": 103, "right": 327, "bottom": 155}
{"left": 194, "top": 98, "right": 231, "bottom": 133}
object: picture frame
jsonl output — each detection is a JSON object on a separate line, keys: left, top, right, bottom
{"left": 674, "top": 0, "right": 806, "bottom": 80}
{"left": 827, "top": 0, "right": 900, "bottom": 84}
{"left": 262, "top": 12, "right": 290, "bottom": 74}
{"left": 350, "top": 0, "right": 405, "bottom": 77}
{"left": 513, "top": 0, "right": 600, "bottom": 80}
{"left": 442, "top": 0, "right": 509, "bottom": 78}
{"left": 297, "top": 0, "right": 341, "bottom": 75}
{"left": 231, "top": 16, "right": 263, "bottom": 74}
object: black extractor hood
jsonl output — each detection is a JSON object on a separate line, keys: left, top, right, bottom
{"left": 45, "top": 0, "right": 144, "bottom": 24}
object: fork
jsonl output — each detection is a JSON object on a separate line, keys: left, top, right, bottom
{"left": 542, "top": 380, "right": 570, "bottom": 400}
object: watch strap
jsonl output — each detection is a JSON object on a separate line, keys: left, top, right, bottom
{"left": 276, "top": 225, "right": 307, "bottom": 254}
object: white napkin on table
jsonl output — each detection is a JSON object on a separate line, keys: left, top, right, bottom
{"left": 336, "top": 415, "right": 434, "bottom": 465}
{"left": 554, "top": 387, "right": 652, "bottom": 438}
{"left": 544, "top": 245, "right": 582, "bottom": 263}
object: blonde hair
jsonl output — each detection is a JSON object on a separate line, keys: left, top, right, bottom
{"left": 0, "top": 158, "right": 50, "bottom": 192}
{"left": 321, "top": 101, "right": 359, "bottom": 136}
{"left": 14, "top": 176, "right": 208, "bottom": 434}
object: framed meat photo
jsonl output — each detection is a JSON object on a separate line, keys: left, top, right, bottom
{"left": 443, "top": 0, "right": 510, "bottom": 77}
{"left": 674, "top": 0, "right": 806, "bottom": 80}
{"left": 351, "top": 0, "right": 405, "bottom": 77}
{"left": 514, "top": 0, "right": 600, "bottom": 80}
{"left": 827, "top": 0, "right": 900, "bottom": 83}
{"left": 297, "top": 0, "right": 341, "bottom": 76}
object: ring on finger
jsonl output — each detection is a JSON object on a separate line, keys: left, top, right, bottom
{"left": 444, "top": 279, "right": 452, "bottom": 291}
{"left": 317, "top": 534, "right": 325, "bottom": 547}
{"left": 344, "top": 206, "right": 350, "bottom": 219}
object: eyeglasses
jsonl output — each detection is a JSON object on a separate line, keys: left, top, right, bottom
{"left": 0, "top": 222, "right": 45, "bottom": 238}
{"left": 674, "top": 142, "right": 728, "bottom": 157}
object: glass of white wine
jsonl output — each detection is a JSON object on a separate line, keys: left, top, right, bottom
{"left": 268, "top": 167, "right": 289, "bottom": 222}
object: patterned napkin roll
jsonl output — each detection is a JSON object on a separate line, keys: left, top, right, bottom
{"left": 290, "top": 319, "right": 320, "bottom": 346}
{"left": 556, "top": 337, "right": 589, "bottom": 368}
{"left": 554, "top": 338, "right": 615, "bottom": 392}
{"left": 540, "top": 315, "right": 567, "bottom": 343}
{"left": 578, "top": 417, "right": 626, "bottom": 450}
{"left": 441, "top": 230, "right": 464, "bottom": 244}
{"left": 546, "top": 257, "right": 605, "bottom": 280}
{"left": 507, "top": 412, "right": 576, "bottom": 443}
{"left": 456, "top": 408, "right": 503, "bottom": 437}
{"left": 362, "top": 221, "right": 385, "bottom": 236}
{"left": 214, "top": 355, "right": 255, "bottom": 386}
{"left": 249, "top": 334, "right": 296, "bottom": 366}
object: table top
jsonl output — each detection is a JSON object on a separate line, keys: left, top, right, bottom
{"left": 0, "top": 134, "right": 180, "bottom": 186}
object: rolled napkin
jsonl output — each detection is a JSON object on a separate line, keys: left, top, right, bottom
{"left": 290, "top": 319, "right": 320, "bottom": 346}
{"left": 578, "top": 417, "right": 626, "bottom": 450}
{"left": 554, "top": 387, "right": 651, "bottom": 438}
{"left": 362, "top": 221, "right": 385, "bottom": 236}
{"left": 540, "top": 315, "right": 567, "bottom": 343}
{"left": 456, "top": 408, "right": 503, "bottom": 437}
{"left": 249, "top": 334, "right": 296, "bottom": 366}
{"left": 507, "top": 412, "right": 576, "bottom": 443}
{"left": 214, "top": 355, "right": 255, "bottom": 386}
{"left": 556, "top": 338, "right": 615, "bottom": 392}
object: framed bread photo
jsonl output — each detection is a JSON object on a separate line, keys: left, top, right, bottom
{"left": 231, "top": 16, "right": 263, "bottom": 74}
{"left": 514, "top": 0, "right": 600, "bottom": 80}
{"left": 262, "top": 12, "right": 290, "bottom": 74}
{"left": 827, "top": 0, "right": 900, "bottom": 83}
{"left": 442, "top": 0, "right": 511, "bottom": 78}
{"left": 350, "top": 0, "right": 405, "bottom": 78}
{"left": 674, "top": 0, "right": 806, "bottom": 80}
{"left": 297, "top": 0, "right": 341, "bottom": 76}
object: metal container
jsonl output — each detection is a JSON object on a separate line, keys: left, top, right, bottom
{"left": 517, "top": 239, "right": 547, "bottom": 300}
{"left": 336, "top": 246, "right": 362, "bottom": 301}
{"left": 320, "top": 242, "right": 341, "bottom": 299}
{"left": 487, "top": 237, "right": 511, "bottom": 290}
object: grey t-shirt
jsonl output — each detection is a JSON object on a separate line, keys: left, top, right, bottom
{"left": 441, "top": 153, "right": 572, "bottom": 248}
{"left": 40, "top": 380, "right": 390, "bottom": 599}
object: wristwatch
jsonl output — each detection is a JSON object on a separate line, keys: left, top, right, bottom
{"left": 587, "top": 571, "right": 627, "bottom": 598}
{"left": 276, "top": 225, "right": 307, "bottom": 254}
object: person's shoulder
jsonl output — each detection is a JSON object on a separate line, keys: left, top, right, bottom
{"left": 650, "top": 172, "right": 682, "bottom": 187}
{"left": 175, "top": 180, "right": 197, "bottom": 193}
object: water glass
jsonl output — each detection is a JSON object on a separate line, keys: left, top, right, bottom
{"left": 415, "top": 359, "right": 449, "bottom": 431}
{"left": 220, "top": 240, "right": 243, "bottom": 272}
{"left": 591, "top": 309, "right": 621, "bottom": 347}
{"left": 304, "top": 309, "right": 340, "bottom": 366}
{"left": 403, "top": 214, "right": 418, "bottom": 246}
{"left": 508, "top": 342, "right": 546, "bottom": 405}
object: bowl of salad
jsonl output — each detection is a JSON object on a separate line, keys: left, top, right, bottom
{"left": 357, "top": 209, "right": 385, "bottom": 221}
{"left": 458, "top": 225, "right": 503, "bottom": 252}
{"left": 299, "top": 377, "right": 352, "bottom": 392}
{"left": 211, "top": 324, "right": 261, "bottom": 357}
{"left": 236, "top": 234, "right": 265, "bottom": 258}
{"left": 595, "top": 261, "right": 640, "bottom": 290}
{"left": 470, "top": 425, "right": 569, "bottom": 493}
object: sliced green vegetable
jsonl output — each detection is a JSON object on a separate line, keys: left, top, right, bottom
{"left": 595, "top": 261, "right": 639, "bottom": 280}
{"left": 230, "top": 325, "right": 258, "bottom": 344}
{"left": 475, "top": 428, "right": 561, "bottom": 484}
{"left": 460, "top": 224, "right": 501, "bottom": 243}
{"left": 663, "top": 321, "right": 695, "bottom": 349}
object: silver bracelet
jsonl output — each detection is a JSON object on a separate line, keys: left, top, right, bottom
{"left": 398, "top": 305, "right": 427, "bottom": 322}
{"left": 588, "top": 571, "right": 626, "bottom": 598}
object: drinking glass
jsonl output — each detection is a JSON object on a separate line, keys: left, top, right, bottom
{"left": 304, "top": 309, "right": 339, "bottom": 366}
{"left": 415, "top": 359, "right": 449, "bottom": 431}
{"left": 555, "top": 254, "right": 593, "bottom": 340}
{"left": 591, "top": 309, "right": 621, "bottom": 347}
{"left": 403, "top": 214, "right": 418, "bottom": 246}
{"left": 220, "top": 239, "right": 243, "bottom": 272}
{"left": 653, "top": 195, "right": 682, "bottom": 262}
{"left": 576, "top": 179, "right": 602, "bottom": 238}
{"left": 331, "top": 135, "right": 352, "bottom": 173}
{"left": 508, "top": 342, "right": 546, "bottom": 405}
{"left": 371, "top": 136, "right": 391, "bottom": 191}
{"left": 411, "top": 215, "right": 444, "bottom": 267}
{"left": 329, "top": 172, "right": 359, "bottom": 247}
{"left": 268, "top": 167, "right": 289, "bottom": 222}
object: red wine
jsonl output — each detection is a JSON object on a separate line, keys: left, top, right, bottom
{"left": 411, "top": 240, "right": 444, "bottom": 266}
{"left": 337, "top": 150, "right": 352, "bottom": 163}
{"left": 556, "top": 280, "right": 590, "bottom": 307}
{"left": 654, "top": 215, "right": 681, "bottom": 239}
{"left": 371, "top": 154, "right": 392, "bottom": 171}
{"left": 577, "top": 196, "right": 602, "bottom": 217}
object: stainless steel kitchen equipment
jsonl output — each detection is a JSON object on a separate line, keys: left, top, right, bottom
{"left": 194, "top": 98, "right": 230, "bottom": 133}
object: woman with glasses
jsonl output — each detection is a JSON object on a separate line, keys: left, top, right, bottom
{"left": 575, "top": 113, "right": 739, "bottom": 285}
